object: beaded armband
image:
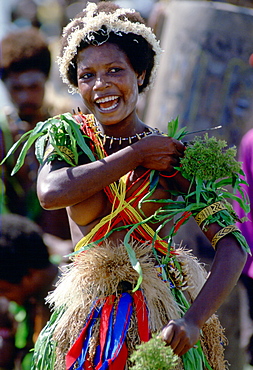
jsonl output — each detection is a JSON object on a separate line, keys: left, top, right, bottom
{"left": 43, "top": 144, "right": 75, "bottom": 164}
{"left": 211, "top": 225, "right": 240, "bottom": 249}
{"left": 194, "top": 201, "right": 226, "bottom": 226}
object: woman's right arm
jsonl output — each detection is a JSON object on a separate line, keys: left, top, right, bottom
{"left": 37, "top": 134, "right": 185, "bottom": 210}
{"left": 37, "top": 144, "right": 140, "bottom": 210}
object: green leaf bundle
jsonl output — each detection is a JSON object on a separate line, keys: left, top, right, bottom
{"left": 130, "top": 335, "right": 179, "bottom": 370}
{"left": 165, "top": 120, "right": 250, "bottom": 253}
{"left": 0, "top": 113, "right": 96, "bottom": 175}
{"left": 180, "top": 134, "right": 241, "bottom": 182}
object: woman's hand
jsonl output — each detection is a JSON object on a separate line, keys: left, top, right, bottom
{"left": 132, "top": 135, "right": 185, "bottom": 173}
{"left": 161, "top": 318, "right": 200, "bottom": 356}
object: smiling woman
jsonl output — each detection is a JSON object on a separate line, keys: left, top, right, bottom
{"left": 76, "top": 43, "right": 145, "bottom": 127}
{"left": 1, "top": 2, "right": 250, "bottom": 370}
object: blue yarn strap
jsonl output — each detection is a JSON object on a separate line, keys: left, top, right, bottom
{"left": 67, "top": 303, "right": 102, "bottom": 370}
{"left": 97, "top": 293, "right": 133, "bottom": 370}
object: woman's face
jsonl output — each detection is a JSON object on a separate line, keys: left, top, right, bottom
{"left": 76, "top": 42, "right": 145, "bottom": 128}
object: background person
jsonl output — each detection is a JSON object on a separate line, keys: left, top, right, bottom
{"left": 0, "top": 26, "right": 71, "bottom": 240}
{"left": 234, "top": 128, "right": 253, "bottom": 367}
{"left": 0, "top": 213, "right": 60, "bottom": 369}
{"left": 0, "top": 297, "right": 17, "bottom": 370}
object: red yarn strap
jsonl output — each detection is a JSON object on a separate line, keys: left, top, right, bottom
{"left": 97, "top": 295, "right": 116, "bottom": 368}
{"left": 108, "top": 342, "right": 128, "bottom": 370}
{"left": 133, "top": 290, "right": 150, "bottom": 342}
{"left": 160, "top": 169, "right": 179, "bottom": 178}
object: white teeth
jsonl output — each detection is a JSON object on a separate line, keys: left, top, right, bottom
{"left": 96, "top": 95, "right": 118, "bottom": 103}
{"left": 100, "top": 101, "right": 118, "bottom": 111}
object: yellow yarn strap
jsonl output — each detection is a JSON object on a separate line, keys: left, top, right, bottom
{"left": 119, "top": 176, "right": 168, "bottom": 253}
{"left": 74, "top": 173, "right": 165, "bottom": 252}
{"left": 194, "top": 201, "right": 226, "bottom": 226}
{"left": 211, "top": 225, "right": 239, "bottom": 249}
{"left": 74, "top": 176, "right": 127, "bottom": 251}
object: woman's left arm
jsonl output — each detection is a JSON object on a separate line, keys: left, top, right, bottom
{"left": 161, "top": 224, "right": 247, "bottom": 356}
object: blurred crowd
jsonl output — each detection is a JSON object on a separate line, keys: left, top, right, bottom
{"left": 1, "top": 1, "right": 253, "bottom": 369}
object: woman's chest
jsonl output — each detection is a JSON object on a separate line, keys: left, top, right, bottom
{"left": 68, "top": 168, "right": 173, "bottom": 228}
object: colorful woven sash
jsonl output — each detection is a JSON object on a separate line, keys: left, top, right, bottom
{"left": 74, "top": 172, "right": 168, "bottom": 255}
{"left": 66, "top": 290, "right": 149, "bottom": 370}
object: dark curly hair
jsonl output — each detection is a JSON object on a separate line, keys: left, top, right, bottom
{"left": 0, "top": 27, "right": 51, "bottom": 80}
{"left": 60, "top": 2, "right": 155, "bottom": 93}
{"left": 0, "top": 214, "right": 50, "bottom": 284}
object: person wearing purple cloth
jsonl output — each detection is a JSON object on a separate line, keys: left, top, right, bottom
{"left": 234, "top": 128, "right": 253, "bottom": 365}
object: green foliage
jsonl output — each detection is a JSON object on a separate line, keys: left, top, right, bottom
{"left": 164, "top": 127, "right": 250, "bottom": 253}
{"left": 180, "top": 134, "right": 241, "bottom": 182}
{"left": 177, "top": 134, "right": 250, "bottom": 219}
{"left": 168, "top": 117, "right": 188, "bottom": 140}
{"left": 31, "top": 307, "right": 65, "bottom": 370}
{"left": 138, "top": 119, "right": 250, "bottom": 255}
{"left": 0, "top": 112, "right": 96, "bottom": 175}
{"left": 130, "top": 335, "right": 179, "bottom": 370}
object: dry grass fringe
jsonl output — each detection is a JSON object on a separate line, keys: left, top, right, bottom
{"left": 45, "top": 241, "right": 226, "bottom": 369}
{"left": 201, "top": 315, "right": 228, "bottom": 370}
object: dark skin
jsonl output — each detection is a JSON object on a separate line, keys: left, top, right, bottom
{"left": 37, "top": 42, "right": 247, "bottom": 356}
{"left": 0, "top": 69, "right": 48, "bottom": 193}
{"left": 4, "top": 70, "right": 47, "bottom": 128}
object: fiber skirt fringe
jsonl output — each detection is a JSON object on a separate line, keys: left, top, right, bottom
{"left": 40, "top": 241, "right": 227, "bottom": 369}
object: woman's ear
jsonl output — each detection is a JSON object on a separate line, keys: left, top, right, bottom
{"left": 137, "top": 71, "right": 146, "bottom": 86}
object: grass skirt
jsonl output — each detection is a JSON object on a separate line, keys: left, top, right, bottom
{"left": 33, "top": 241, "right": 228, "bottom": 369}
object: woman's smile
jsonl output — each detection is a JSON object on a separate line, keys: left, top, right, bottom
{"left": 95, "top": 95, "right": 120, "bottom": 112}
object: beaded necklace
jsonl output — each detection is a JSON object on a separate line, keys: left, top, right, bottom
{"left": 95, "top": 124, "right": 163, "bottom": 148}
